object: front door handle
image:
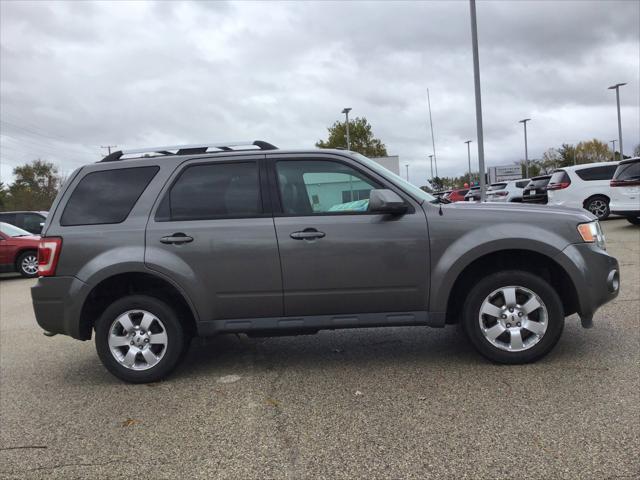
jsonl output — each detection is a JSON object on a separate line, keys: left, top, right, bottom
{"left": 290, "top": 228, "right": 326, "bottom": 240}
{"left": 160, "top": 233, "right": 194, "bottom": 245}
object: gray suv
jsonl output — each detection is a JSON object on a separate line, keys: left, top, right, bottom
{"left": 32, "top": 141, "right": 620, "bottom": 383}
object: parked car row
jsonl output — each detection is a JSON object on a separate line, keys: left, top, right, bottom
{"left": 438, "top": 158, "right": 638, "bottom": 224}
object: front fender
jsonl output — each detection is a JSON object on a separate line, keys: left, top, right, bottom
{"left": 429, "top": 223, "right": 569, "bottom": 313}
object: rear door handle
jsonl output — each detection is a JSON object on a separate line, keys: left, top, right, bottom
{"left": 160, "top": 233, "right": 194, "bottom": 245}
{"left": 290, "top": 229, "right": 326, "bottom": 240}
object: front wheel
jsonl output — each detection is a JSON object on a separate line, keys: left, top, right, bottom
{"left": 462, "top": 270, "right": 564, "bottom": 364}
{"left": 95, "top": 295, "right": 189, "bottom": 383}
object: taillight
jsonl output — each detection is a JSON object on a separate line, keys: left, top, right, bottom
{"left": 494, "top": 191, "right": 508, "bottom": 196}
{"left": 38, "top": 237, "right": 62, "bottom": 277}
{"left": 547, "top": 182, "right": 571, "bottom": 190}
{"left": 611, "top": 179, "right": 640, "bottom": 187}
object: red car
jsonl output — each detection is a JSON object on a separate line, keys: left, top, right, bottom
{"left": 0, "top": 222, "right": 41, "bottom": 278}
{"left": 444, "top": 188, "right": 470, "bottom": 202}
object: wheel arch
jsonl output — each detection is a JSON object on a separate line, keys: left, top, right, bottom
{"left": 582, "top": 193, "right": 610, "bottom": 208}
{"left": 78, "top": 271, "right": 198, "bottom": 340}
{"left": 444, "top": 249, "right": 579, "bottom": 325}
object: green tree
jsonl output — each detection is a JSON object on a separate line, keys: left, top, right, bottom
{"left": 316, "top": 117, "right": 388, "bottom": 157}
{"left": 0, "top": 181, "right": 7, "bottom": 209}
{"left": 5, "top": 159, "right": 61, "bottom": 211}
{"left": 633, "top": 143, "right": 640, "bottom": 157}
{"left": 575, "top": 139, "right": 612, "bottom": 164}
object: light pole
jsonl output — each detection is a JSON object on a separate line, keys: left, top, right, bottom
{"left": 428, "top": 154, "right": 434, "bottom": 180}
{"left": 610, "top": 139, "right": 617, "bottom": 161}
{"left": 469, "top": 0, "right": 486, "bottom": 201}
{"left": 519, "top": 118, "right": 531, "bottom": 178}
{"left": 427, "top": 89, "right": 438, "bottom": 177}
{"left": 608, "top": 83, "right": 626, "bottom": 159}
{"left": 342, "top": 107, "right": 352, "bottom": 150}
{"left": 405, "top": 163, "right": 409, "bottom": 182}
{"left": 464, "top": 140, "right": 472, "bottom": 185}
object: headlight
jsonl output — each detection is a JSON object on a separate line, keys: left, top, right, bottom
{"left": 577, "top": 221, "right": 606, "bottom": 250}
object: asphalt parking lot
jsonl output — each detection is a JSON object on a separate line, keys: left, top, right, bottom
{"left": 0, "top": 219, "right": 638, "bottom": 479}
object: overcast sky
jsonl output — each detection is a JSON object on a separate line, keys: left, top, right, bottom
{"left": 1, "top": 0, "right": 638, "bottom": 185}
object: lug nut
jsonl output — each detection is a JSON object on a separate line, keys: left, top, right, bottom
{"left": 130, "top": 341, "right": 134, "bottom": 345}
{"left": 518, "top": 312, "right": 523, "bottom": 317}
{"left": 506, "top": 323, "right": 511, "bottom": 328}
{"left": 501, "top": 314, "right": 507, "bottom": 319}
{"left": 517, "top": 322, "right": 521, "bottom": 327}
{"left": 144, "top": 338, "right": 149, "bottom": 343}
{"left": 509, "top": 308, "right": 514, "bottom": 313}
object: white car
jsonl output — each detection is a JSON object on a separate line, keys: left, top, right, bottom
{"left": 609, "top": 157, "right": 640, "bottom": 225}
{"left": 547, "top": 161, "right": 619, "bottom": 220}
{"left": 486, "top": 179, "right": 530, "bottom": 202}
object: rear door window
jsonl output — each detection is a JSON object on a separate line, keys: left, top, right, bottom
{"left": 575, "top": 165, "right": 618, "bottom": 181}
{"left": 61, "top": 166, "right": 159, "bottom": 226}
{"left": 156, "top": 161, "right": 262, "bottom": 221}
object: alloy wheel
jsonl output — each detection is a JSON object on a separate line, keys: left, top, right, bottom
{"left": 478, "top": 286, "right": 548, "bottom": 352}
{"left": 108, "top": 310, "right": 168, "bottom": 371}
{"left": 588, "top": 199, "right": 608, "bottom": 219}
{"left": 21, "top": 255, "right": 38, "bottom": 276}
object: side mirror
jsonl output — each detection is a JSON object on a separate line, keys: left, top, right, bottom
{"left": 368, "top": 189, "right": 408, "bottom": 215}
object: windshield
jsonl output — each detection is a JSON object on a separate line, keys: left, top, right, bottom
{"left": 0, "top": 222, "right": 32, "bottom": 237}
{"left": 350, "top": 153, "right": 437, "bottom": 203}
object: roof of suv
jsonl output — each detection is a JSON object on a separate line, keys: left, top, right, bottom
{"left": 558, "top": 161, "right": 619, "bottom": 172}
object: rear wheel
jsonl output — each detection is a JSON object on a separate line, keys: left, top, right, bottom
{"left": 16, "top": 251, "right": 38, "bottom": 278}
{"left": 95, "top": 295, "right": 189, "bottom": 383}
{"left": 626, "top": 216, "right": 640, "bottom": 225}
{"left": 584, "top": 196, "right": 610, "bottom": 220}
{"left": 462, "top": 270, "right": 564, "bottom": 364}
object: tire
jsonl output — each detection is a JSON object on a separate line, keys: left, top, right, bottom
{"left": 584, "top": 196, "right": 610, "bottom": 220}
{"left": 462, "top": 270, "right": 564, "bottom": 364}
{"left": 626, "top": 216, "right": 640, "bottom": 225}
{"left": 95, "top": 295, "right": 189, "bottom": 383}
{"left": 16, "top": 251, "right": 39, "bottom": 278}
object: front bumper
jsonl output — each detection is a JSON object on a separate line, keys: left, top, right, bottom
{"left": 554, "top": 243, "right": 620, "bottom": 327}
{"left": 31, "top": 276, "right": 90, "bottom": 339}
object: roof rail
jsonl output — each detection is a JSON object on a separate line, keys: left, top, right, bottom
{"left": 100, "top": 140, "right": 278, "bottom": 162}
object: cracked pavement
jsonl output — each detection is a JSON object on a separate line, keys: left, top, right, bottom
{"left": 1, "top": 218, "right": 638, "bottom": 479}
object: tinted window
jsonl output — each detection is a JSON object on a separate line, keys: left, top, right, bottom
{"left": 489, "top": 183, "right": 507, "bottom": 191}
{"left": 21, "top": 213, "right": 44, "bottom": 233}
{"left": 276, "top": 160, "right": 381, "bottom": 215}
{"left": 61, "top": 166, "right": 159, "bottom": 226}
{"left": 529, "top": 176, "right": 551, "bottom": 188}
{"left": 575, "top": 165, "right": 618, "bottom": 181}
{"left": 0, "top": 213, "right": 16, "bottom": 225}
{"left": 613, "top": 160, "right": 640, "bottom": 181}
{"left": 515, "top": 180, "right": 529, "bottom": 188}
{"left": 158, "top": 162, "right": 261, "bottom": 221}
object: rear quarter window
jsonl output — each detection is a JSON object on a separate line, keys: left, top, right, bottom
{"left": 575, "top": 165, "right": 618, "bottom": 181}
{"left": 60, "top": 166, "right": 159, "bottom": 226}
{"left": 613, "top": 160, "right": 640, "bottom": 181}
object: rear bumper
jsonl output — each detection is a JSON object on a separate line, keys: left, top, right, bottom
{"left": 554, "top": 243, "right": 619, "bottom": 327}
{"left": 31, "top": 276, "right": 89, "bottom": 340}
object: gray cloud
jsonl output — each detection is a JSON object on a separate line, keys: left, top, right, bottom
{"left": 1, "top": 0, "right": 638, "bottom": 186}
